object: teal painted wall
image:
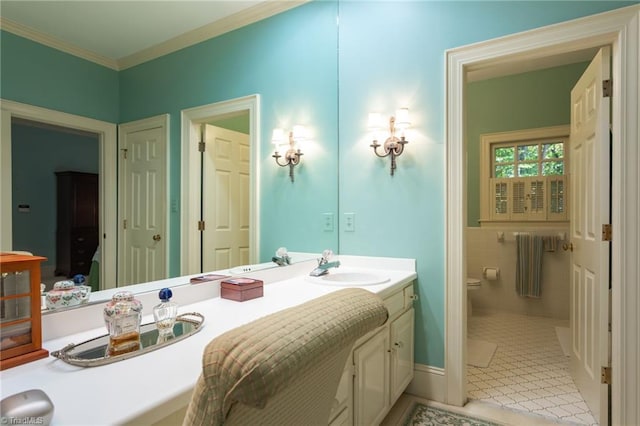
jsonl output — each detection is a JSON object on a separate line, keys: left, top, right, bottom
{"left": 0, "top": 31, "right": 119, "bottom": 122}
{"left": 1, "top": 0, "right": 635, "bottom": 369}
{"left": 466, "top": 62, "right": 589, "bottom": 227}
{"left": 118, "top": 1, "right": 340, "bottom": 273}
{"left": 11, "top": 123, "right": 99, "bottom": 268}
{"left": 337, "top": 1, "right": 633, "bottom": 368}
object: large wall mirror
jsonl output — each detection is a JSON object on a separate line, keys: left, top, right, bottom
{"left": 0, "top": 0, "right": 340, "bottom": 309}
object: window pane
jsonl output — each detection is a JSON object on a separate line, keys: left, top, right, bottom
{"left": 543, "top": 142, "right": 564, "bottom": 159}
{"left": 495, "top": 165, "right": 514, "bottom": 178}
{"left": 494, "top": 147, "right": 514, "bottom": 163}
{"left": 518, "top": 144, "right": 538, "bottom": 161}
{"left": 550, "top": 179, "right": 565, "bottom": 213}
{"left": 518, "top": 163, "right": 539, "bottom": 177}
{"left": 542, "top": 160, "right": 564, "bottom": 175}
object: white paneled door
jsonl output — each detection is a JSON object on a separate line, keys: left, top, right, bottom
{"left": 118, "top": 116, "right": 168, "bottom": 286}
{"left": 202, "top": 124, "right": 250, "bottom": 272}
{"left": 569, "top": 46, "right": 610, "bottom": 425}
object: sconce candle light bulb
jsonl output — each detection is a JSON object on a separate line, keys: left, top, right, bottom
{"left": 272, "top": 125, "right": 305, "bottom": 182}
{"left": 369, "top": 108, "right": 410, "bottom": 176}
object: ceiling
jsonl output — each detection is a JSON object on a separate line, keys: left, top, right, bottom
{"left": 0, "top": 1, "right": 301, "bottom": 69}
{"left": 1, "top": 1, "right": 597, "bottom": 77}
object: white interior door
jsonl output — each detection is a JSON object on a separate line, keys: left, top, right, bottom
{"left": 118, "top": 116, "right": 168, "bottom": 286}
{"left": 202, "top": 124, "right": 250, "bottom": 271}
{"left": 569, "top": 46, "right": 610, "bottom": 424}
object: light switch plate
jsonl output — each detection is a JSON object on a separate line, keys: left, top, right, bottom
{"left": 344, "top": 213, "right": 355, "bottom": 232}
{"left": 323, "top": 213, "right": 334, "bottom": 232}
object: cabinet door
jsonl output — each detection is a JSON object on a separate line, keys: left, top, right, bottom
{"left": 353, "top": 327, "right": 389, "bottom": 426}
{"left": 390, "top": 308, "right": 415, "bottom": 403}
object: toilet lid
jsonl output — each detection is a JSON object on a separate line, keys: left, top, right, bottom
{"left": 466, "top": 278, "right": 481, "bottom": 286}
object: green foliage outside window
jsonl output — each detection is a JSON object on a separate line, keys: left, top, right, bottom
{"left": 493, "top": 140, "right": 565, "bottom": 178}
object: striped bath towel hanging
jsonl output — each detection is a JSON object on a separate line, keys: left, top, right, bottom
{"left": 515, "top": 234, "right": 544, "bottom": 297}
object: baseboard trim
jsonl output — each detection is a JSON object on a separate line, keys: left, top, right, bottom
{"left": 405, "top": 363, "right": 448, "bottom": 404}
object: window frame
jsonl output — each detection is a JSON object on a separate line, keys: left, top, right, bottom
{"left": 479, "top": 125, "right": 570, "bottom": 224}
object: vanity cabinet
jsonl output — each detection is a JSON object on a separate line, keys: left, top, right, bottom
{"left": 55, "top": 171, "right": 99, "bottom": 277}
{"left": 329, "top": 281, "right": 415, "bottom": 426}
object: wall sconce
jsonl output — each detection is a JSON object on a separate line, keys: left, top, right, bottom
{"left": 368, "top": 108, "right": 411, "bottom": 176}
{"left": 272, "top": 125, "right": 306, "bottom": 182}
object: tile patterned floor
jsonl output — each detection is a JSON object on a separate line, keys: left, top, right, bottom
{"left": 467, "top": 311, "right": 598, "bottom": 425}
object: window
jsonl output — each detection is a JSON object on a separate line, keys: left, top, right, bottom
{"left": 479, "top": 126, "right": 569, "bottom": 223}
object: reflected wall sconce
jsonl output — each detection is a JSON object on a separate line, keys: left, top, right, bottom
{"left": 368, "top": 108, "right": 411, "bottom": 176}
{"left": 272, "top": 125, "right": 306, "bottom": 182}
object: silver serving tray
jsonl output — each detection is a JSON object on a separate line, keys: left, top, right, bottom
{"left": 51, "top": 312, "right": 204, "bottom": 367}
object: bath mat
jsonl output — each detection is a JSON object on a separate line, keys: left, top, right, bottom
{"left": 467, "top": 339, "right": 497, "bottom": 368}
{"left": 403, "top": 403, "right": 501, "bottom": 426}
{"left": 555, "top": 326, "right": 570, "bottom": 357}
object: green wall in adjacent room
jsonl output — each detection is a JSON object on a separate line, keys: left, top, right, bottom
{"left": 466, "top": 61, "right": 590, "bottom": 227}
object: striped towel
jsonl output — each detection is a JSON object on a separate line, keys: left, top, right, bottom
{"left": 516, "top": 234, "right": 544, "bottom": 298}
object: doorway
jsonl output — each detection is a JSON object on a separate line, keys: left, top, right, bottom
{"left": 463, "top": 59, "right": 599, "bottom": 423}
{"left": 0, "top": 100, "right": 117, "bottom": 290}
{"left": 11, "top": 119, "right": 100, "bottom": 289}
{"left": 180, "top": 95, "right": 260, "bottom": 275}
{"left": 445, "top": 5, "right": 639, "bottom": 426}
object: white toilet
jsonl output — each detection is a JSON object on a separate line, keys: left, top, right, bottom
{"left": 466, "top": 278, "right": 482, "bottom": 317}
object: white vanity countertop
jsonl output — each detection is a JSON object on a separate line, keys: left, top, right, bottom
{"left": 0, "top": 255, "right": 416, "bottom": 425}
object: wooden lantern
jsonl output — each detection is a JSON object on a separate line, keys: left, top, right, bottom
{"left": 0, "top": 253, "right": 48, "bottom": 370}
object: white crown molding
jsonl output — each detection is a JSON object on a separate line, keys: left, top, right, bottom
{"left": 118, "top": 1, "right": 306, "bottom": 70}
{"left": 0, "top": 17, "right": 119, "bottom": 70}
{"left": 0, "top": 1, "right": 307, "bottom": 71}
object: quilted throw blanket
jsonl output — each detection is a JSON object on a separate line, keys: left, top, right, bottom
{"left": 184, "top": 287, "right": 388, "bottom": 425}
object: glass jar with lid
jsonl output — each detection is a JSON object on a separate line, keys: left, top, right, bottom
{"left": 103, "top": 291, "right": 142, "bottom": 357}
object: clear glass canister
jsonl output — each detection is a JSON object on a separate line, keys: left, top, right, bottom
{"left": 103, "top": 291, "right": 143, "bottom": 357}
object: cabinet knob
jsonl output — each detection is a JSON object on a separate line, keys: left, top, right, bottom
{"left": 394, "top": 341, "right": 403, "bottom": 348}
{"left": 152, "top": 234, "right": 162, "bottom": 242}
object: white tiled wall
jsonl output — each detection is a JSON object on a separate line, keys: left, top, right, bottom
{"left": 466, "top": 227, "right": 570, "bottom": 320}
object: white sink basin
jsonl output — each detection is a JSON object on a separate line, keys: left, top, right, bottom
{"left": 306, "top": 269, "right": 390, "bottom": 287}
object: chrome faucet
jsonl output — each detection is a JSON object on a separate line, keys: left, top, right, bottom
{"left": 309, "top": 249, "right": 341, "bottom": 277}
{"left": 272, "top": 247, "right": 291, "bottom": 266}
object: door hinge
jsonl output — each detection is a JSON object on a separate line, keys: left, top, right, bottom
{"left": 123, "top": 219, "right": 127, "bottom": 229}
{"left": 601, "top": 366, "right": 612, "bottom": 384}
{"left": 198, "top": 141, "right": 205, "bottom": 152}
{"left": 602, "top": 79, "right": 612, "bottom": 98}
{"left": 198, "top": 221, "right": 205, "bottom": 231}
{"left": 602, "top": 224, "right": 612, "bottom": 241}
{"left": 121, "top": 148, "right": 128, "bottom": 159}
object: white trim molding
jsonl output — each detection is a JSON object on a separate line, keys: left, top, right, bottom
{"left": 119, "top": 2, "right": 307, "bottom": 70}
{"left": 406, "top": 364, "right": 447, "bottom": 403}
{"left": 445, "top": 5, "right": 639, "bottom": 425}
{"left": 180, "top": 95, "right": 261, "bottom": 276}
{"left": 0, "top": 99, "right": 118, "bottom": 291}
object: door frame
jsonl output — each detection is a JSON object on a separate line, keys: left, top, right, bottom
{"left": 180, "top": 95, "right": 260, "bottom": 275}
{"left": 117, "top": 114, "right": 170, "bottom": 287}
{"left": 0, "top": 99, "right": 118, "bottom": 289}
{"left": 445, "top": 5, "right": 639, "bottom": 425}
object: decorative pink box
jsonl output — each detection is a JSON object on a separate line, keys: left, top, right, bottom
{"left": 220, "top": 277, "right": 264, "bottom": 302}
